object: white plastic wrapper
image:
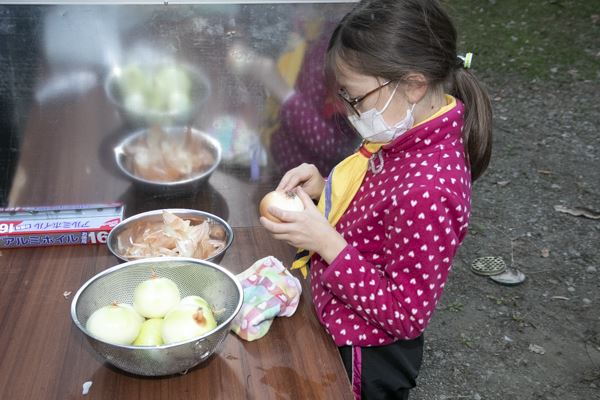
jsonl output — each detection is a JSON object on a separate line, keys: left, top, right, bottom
{"left": 82, "top": 381, "right": 93, "bottom": 395}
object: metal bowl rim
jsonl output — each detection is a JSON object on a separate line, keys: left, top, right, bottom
{"left": 104, "top": 62, "right": 211, "bottom": 119}
{"left": 70, "top": 256, "right": 243, "bottom": 350}
{"left": 106, "top": 208, "right": 234, "bottom": 262}
{"left": 114, "top": 126, "right": 222, "bottom": 187}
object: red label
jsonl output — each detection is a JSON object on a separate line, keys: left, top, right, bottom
{"left": 100, "top": 218, "right": 121, "bottom": 230}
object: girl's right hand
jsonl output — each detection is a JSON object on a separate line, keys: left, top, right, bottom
{"left": 276, "top": 163, "right": 325, "bottom": 200}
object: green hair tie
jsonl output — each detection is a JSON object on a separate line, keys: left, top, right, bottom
{"left": 457, "top": 52, "right": 474, "bottom": 69}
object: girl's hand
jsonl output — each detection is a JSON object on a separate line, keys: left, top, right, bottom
{"left": 260, "top": 188, "right": 347, "bottom": 264}
{"left": 276, "top": 163, "right": 326, "bottom": 200}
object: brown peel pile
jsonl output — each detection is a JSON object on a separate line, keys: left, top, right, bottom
{"left": 117, "top": 211, "right": 227, "bottom": 259}
{"left": 125, "top": 126, "right": 215, "bottom": 182}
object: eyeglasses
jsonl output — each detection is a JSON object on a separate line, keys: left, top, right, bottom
{"left": 337, "top": 80, "right": 392, "bottom": 116}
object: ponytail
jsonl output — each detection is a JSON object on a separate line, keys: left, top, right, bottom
{"left": 451, "top": 68, "right": 493, "bottom": 181}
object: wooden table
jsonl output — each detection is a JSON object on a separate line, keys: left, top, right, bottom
{"left": 0, "top": 83, "right": 353, "bottom": 398}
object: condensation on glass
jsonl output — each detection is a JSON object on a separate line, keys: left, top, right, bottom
{"left": 0, "top": 1, "right": 360, "bottom": 207}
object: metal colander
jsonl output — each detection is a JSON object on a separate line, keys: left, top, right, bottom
{"left": 70, "top": 257, "right": 243, "bottom": 376}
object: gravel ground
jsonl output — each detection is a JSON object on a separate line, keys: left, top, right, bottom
{"left": 411, "top": 75, "right": 600, "bottom": 400}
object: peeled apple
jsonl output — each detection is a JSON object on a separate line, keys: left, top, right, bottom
{"left": 133, "top": 275, "right": 181, "bottom": 318}
{"left": 133, "top": 318, "right": 164, "bottom": 346}
{"left": 162, "top": 298, "right": 217, "bottom": 344}
{"left": 86, "top": 303, "right": 143, "bottom": 345}
{"left": 259, "top": 190, "right": 304, "bottom": 223}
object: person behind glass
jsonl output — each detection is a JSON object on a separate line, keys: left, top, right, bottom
{"left": 259, "top": 0, "right": 492, "bottom": 399}
{"left": 228, "top": 17, "right": 359, "bottom": 176}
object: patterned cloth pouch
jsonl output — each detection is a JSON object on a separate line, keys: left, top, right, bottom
{"left": 230, "top": 256, "right": 302, "bottom": 341}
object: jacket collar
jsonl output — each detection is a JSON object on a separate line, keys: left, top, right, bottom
{"left": 382, "top": 97, "right": 465, "bottom": 156}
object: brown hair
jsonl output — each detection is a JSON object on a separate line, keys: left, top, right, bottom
{"left": 326, "top": 0, "right": 492, "bottom": 181}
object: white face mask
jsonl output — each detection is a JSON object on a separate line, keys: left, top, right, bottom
{"left": 347, "top": 83, "right": 415, "bottom": 143}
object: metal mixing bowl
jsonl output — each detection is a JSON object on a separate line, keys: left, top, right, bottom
{"left": 104, "top": 62, "right": 211, "bottom": 127}
{"left": 107, "top": 209, "right": 233, "bottom": 264}
{"left": 70, "top": 257, "right": 243, "bottom": 376}
{"left": 114, "top": 126, "right": 222, "bottom": 190}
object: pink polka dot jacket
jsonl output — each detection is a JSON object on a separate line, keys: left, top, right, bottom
{"left": 310, "top": 99, "right": 471, "bottom": 347}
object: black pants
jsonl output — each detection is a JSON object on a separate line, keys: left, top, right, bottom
{"left": 339, "top": 336, "right": 424, "bottom": 400}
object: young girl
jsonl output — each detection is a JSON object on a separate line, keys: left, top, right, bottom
{"left": 260, "top": 0, "right": 492, "bottom": 398}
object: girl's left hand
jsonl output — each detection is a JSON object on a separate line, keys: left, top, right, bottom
{"left": 259, "top": 188, "right": 347, "bottom": 264}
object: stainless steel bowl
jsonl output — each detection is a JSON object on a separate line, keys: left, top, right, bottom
{"left": 114, "top": 126, "right": 222, "bottom": 190}
{"left": 70, "top": 257, "right": 243, "bottom": 376}
{"left": 107, "top": 208, "right": 234, "bottom": 264}
{"left": 104, "top": 63, "right": 211, "bottom": 127}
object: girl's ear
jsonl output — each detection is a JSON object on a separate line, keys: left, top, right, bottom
{"left": 403, "top": 73, "right": 429, "bottom": 104}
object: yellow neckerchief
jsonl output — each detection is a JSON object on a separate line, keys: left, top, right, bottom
{"left": 291, "top": 95, "right": 457, "bottom": 278}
